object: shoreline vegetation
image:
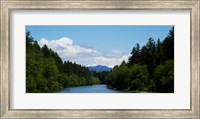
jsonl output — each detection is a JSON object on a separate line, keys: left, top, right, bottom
{"left": 105, "top": 27, "right": 174, "bottom": 93}
{"left": 26, "top": 26, "right": 174, "bottom": 93}
{"left": 26, "top": 32, "right": 101, "bottom": 93}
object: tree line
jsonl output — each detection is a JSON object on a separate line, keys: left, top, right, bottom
{"left": 27, "top": 27, "right": 174, "bottom": 93}
{"left": 91, "top": 71, "right": 110, "bottom": 84}
{"left": 26, "top": 31, "right": 100, "bottom": 93}
{"left": 106, "top": 27, "right": 174, "bottom": 93}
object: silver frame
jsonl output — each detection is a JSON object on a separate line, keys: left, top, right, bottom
{"left": 1, "top": 0, "right": 199, "bottom": 118}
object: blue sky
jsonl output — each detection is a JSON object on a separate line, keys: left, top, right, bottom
{"left": 26, "top": 25, "right": 173, "bottom": 67}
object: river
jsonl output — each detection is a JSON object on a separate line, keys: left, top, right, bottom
{"left": 57, "top": 84, "right": 123, "bottom": 93}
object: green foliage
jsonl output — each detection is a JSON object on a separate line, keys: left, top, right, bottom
{"left": 106, "top": 64, "right": 149, "bottom": 91}
{"left": 153, "top": 60, "right": 174, "bottom": 93}
{"left": 92, "top": 71, "right": 110, "bottom": 84}
{"left": 128, "top": 64, "right": 149, "bottom": 91}
{"left": 26, "top": 31, "right": 101, "bottom": 93}
{"left": 106, "top": 27, "right": 174, "bottom": 93}
{"left": 26, "top": 26, "right": 174, "bottom": 93}
{"left": 128, "top": 43, "right": 140, "bottom": 65}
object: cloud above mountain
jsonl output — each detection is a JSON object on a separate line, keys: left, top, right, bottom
{"left": 38, "top": 37, "right": 130, "bottom": 68}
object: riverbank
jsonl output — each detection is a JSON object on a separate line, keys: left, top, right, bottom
{"left": 57, "top": 84, "right": 123, "bottom": 93}
{"left": 106, "top": 85, "right": 152, "bottom": 93}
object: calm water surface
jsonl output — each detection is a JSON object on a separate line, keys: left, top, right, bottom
{"left": 57, "top": 84, "right": 123, "bottom": 93}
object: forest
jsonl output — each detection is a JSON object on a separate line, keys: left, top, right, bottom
{"left": 26, "top": 26, "right": 174, "bottom": 93}
{"left": 26, "top": 32, "right": 100, "bottom": 93}
{"left": 106, "top": 27, "right": 174, "bottom": 93}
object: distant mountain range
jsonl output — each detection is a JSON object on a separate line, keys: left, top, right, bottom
{"left": 88, "top": 65, "right": 112, "bottom": 72}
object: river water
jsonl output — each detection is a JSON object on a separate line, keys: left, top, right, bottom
{"left": 57, "top": 84, "right": 123, "bottom": 93}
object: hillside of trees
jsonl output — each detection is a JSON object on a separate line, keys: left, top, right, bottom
{"left": 26, "top": 27, "right": 174, "bottom": 93}
{"left": 105, "top": 27, "right": 174, "bottom": 93}
{"left": 26, "top": 31, "right": 100, "bottom": 93}
{"left": 91, "top": 71, "right": 110, "bottom": 84}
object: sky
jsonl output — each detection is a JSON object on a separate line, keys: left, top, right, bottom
{"left": 26, "top": 25, "right": 173, "bottom": 67}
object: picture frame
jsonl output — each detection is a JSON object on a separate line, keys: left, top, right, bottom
{"left": 0, "top": 0, "right": 199, "bottom": 118}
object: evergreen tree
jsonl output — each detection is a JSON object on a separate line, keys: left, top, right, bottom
{"left": 128, "top": 43, "right": 140, "bottom": 65}
{"left": 105, "top": 27, "right": 174, "bottom": 93}
{"left": 26, "top": 31, "right": 101, "bottom": 93}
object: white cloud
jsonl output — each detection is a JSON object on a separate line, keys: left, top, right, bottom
{"left": 38, "top": 38, "right": 48, "bottom": 46}
{"left": 111, "top": 50, "right": 122, "bottom": 55}
{"left": 38, "top": 37, "right": 130, "bottom": 68}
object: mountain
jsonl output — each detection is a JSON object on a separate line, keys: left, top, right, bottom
{"left": 88, "top": 65, "right": 112, "bottom": 72}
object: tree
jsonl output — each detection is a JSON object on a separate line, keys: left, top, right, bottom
{"left": 41, "top": 45, "right": 50, "bottom": 57}
{"left": 105, "top": 26, "right": 174, "bottom": 93}
{"left": 155, "top": 38, "right": 164, "bottom": 65}
{"left": 153, "top": 60, "right": 174, "bottom": 93}
{"left": 26, "top": 31, "right": 101, "bottom": 93}
{"left": 162, "top": 27, "right": 174, "bottom": 60}
{"left": 145, "top": 38, "right": 156, "bottom": 76}
{"left": 128, "top": 64, "right": 149, "bottom": 91}
{"left": 128, "top": 43, "right": 140, "bottom": 65}
{"left": 120, "top": 60, "right": 126, "bottom": 66}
